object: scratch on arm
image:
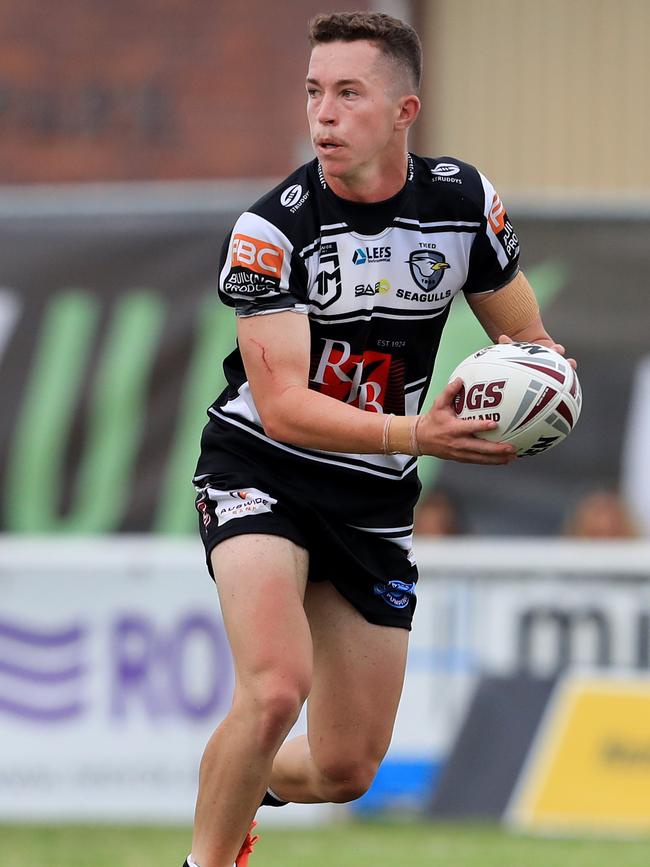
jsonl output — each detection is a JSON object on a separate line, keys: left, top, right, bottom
{"left": 250, "top": 338, "right": 273, "bottom": 375}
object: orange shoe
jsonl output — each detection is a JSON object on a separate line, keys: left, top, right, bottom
{"left": 235, "top": 820, "right": 259, "bottom": 867}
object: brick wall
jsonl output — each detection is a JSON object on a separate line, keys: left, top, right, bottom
{"left": 0, "top": 0, "right": 368, "bottom": 182}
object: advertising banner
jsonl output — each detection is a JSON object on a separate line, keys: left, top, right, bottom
{"left": 0, "top": 198, "right": 649, "bottom": 535}
{"left": 1, "top": 538, "right": 649, "bottom": 821}
{"left": 0, "top": 539, "right": 325, "bottom": 824}
{"left": 507, "top": 673, "right": 650, "bottom": 834}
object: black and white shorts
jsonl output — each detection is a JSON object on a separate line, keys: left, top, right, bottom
{"left": 193, "top": 435, "right": 420, "bottom": 630}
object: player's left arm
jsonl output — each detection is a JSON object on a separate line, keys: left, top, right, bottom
{"left": 467, "top": 270, "right": 577, "bottom": 368}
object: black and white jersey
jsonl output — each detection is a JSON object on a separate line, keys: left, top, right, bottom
{"left": 195, "top": 153, "right": 519, "bottom": 514}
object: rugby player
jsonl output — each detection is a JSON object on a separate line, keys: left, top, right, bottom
{"left": 184, "top": 11, "right": 569, "bottom": 867}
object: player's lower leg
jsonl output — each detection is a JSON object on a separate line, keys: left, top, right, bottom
{"left": 190, "top": 694, "right": 301, "bottom": 867}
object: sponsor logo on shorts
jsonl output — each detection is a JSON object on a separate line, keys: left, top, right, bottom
{"left": 206, "top": 487, "right": 278, "bottom": 526}
{"left": 373, "top": 579, "right": 416, "bottom": 609}
{"left": 231, "top": 234, "right": 284, "bottom": 279}
{"left": 195, "top": 490, "right": 212, "bottom": 528}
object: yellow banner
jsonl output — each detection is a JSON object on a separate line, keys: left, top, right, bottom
{"left": 508, "top": 674, "right": 650, "bottom": 834}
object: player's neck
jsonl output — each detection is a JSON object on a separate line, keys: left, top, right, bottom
{"left": 323, "top": 152, "right": 410, "bottom": 203}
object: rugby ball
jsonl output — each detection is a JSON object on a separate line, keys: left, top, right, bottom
{"left": 450, "top": 342, "right": 582, "bottom": 457}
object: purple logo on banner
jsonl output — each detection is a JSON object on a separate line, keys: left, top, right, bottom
{"left": 111, "top": 612, "right": 232, "bottom": 721}
{"left": 0, "top": 612, "right": 232, "bottom": 725}
{"left": 0, "top": 619, "right": 87, "bottom": 722}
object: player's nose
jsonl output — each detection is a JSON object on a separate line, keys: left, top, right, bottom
{"left": 316, "top": 92, "right": 338, "bottom": 125}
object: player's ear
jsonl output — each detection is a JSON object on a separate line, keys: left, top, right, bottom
{"left": 395, "top": 94, "right": 420, "bottom": 131}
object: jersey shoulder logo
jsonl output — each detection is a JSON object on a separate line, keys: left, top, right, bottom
{"left": 488, "top": 192, "right": 520, "bottom": 261}
{"left": 432, "top": 162, "right": 460, "bottom": 176}
{"left": 279, "top": 184, "right": 309, "bottom": 212}
{"left": 231, "top": 233, "right": 284, "bottom": 279}
{"left": 431, "top": 162, "right": 462, "bottom": 184}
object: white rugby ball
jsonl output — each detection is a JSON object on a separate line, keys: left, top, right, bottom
{"left": 449, "top": 342, "right": 582, "bottom": 457}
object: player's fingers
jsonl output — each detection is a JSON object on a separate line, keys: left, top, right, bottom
{"left": 497, "top": 334, "right": 514, "bottom": 344}
{"left": 453, "top": 416, "right": 500, "bottom": 435}
{"left": 435, "top": 378, "right": 463, "bottom": 408}
{"left": 453, "top": 436, "right": 516, "bottom": 456}
{"left": 454, "top": 450, "right": 516, "bottom": 465}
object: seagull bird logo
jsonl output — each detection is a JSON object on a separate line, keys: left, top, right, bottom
{"left": 407, "top": 249, "right": 450, "bottom": 290}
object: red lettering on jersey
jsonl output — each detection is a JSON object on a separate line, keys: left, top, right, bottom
{"left": 310, "top": 338, "right": 392, "bottom": 412}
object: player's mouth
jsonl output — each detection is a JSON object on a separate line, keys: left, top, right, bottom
{"left": 316, "top": 138, "right": 345, "bottom": 154}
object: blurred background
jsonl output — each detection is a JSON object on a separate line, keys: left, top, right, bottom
{"left": 1, "top": 0, "right": 650, "bottom": 860}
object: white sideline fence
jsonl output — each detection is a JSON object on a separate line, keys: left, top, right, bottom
{"left": 0, "top": 536, "right": 649, "bottom": 823}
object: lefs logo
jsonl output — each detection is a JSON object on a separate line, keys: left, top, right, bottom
{"left": 352, "top": 246, "right": 391, "bottom": 265}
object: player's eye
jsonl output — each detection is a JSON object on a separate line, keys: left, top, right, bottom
{"left": 341, "top": 89, "right": 358, "bottom": 98}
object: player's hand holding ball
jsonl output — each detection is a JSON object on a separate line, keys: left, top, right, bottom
{"left": 414, "top": 341, "right": 581, "bottom": 463}
{"left": 415, "top": 378, "right": 517, "bottom": 465}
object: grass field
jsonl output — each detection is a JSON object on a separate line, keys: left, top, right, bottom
{"left": 2, "top": 819, "right": 650, "bottom": 867}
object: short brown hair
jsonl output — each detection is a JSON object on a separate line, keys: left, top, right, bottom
{"left": 308, "top": 11, "right": 422, "bottom": 93}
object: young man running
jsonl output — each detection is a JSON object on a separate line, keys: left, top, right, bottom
{"left": 185, "top": 11, "right": 570, "bottom": 867}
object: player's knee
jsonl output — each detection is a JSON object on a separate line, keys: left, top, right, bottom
{"left": 318, "top": 757, "right": 379, "bottom": 803}
{"left": 246, "top": 674, "right": 310, "bottom": 750}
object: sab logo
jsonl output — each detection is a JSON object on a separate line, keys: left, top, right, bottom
{"left": 354, "top": 279, "right": 391, "bottom": 297}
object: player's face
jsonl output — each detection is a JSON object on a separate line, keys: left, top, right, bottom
{"left": 306, "top": 40, "right": 404, "bottom": 182}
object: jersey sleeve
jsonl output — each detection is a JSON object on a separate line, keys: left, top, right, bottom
{"left": 462, "top": 172, "right": 520, "bottom": 295}
{"left": 218, "top": 211, "right": 310, "bottom": 317}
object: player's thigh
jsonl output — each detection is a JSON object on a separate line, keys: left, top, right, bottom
{"left": 210, "top": 534, "right": 311, "bottom": 693}
{"left": 303, "top": 579, "right": 409, "bottom": 763}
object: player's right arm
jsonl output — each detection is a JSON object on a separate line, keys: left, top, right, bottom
{"left": 237, "top": 310, "right": 514, "bottom": 464}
